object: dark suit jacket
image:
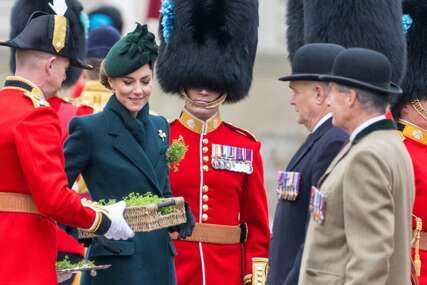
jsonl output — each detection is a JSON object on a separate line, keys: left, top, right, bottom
{"left": 267, "top": 118, "right": 347, "bottom": 285}
{"left": 64, "top": 96, "right": 176, "bottom": 285}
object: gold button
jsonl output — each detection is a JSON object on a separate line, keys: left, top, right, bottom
{"left": 202, "top": 213, "right": 208, "bottom": 221}
{"left": 203, "top": 156, "right": 209, "bottom": 163}
{"left": 202, "top": 204, "right": 209, "bottom": 212}
{"left": 202, "top": 185, "right": 209, "bottom": 193}
{"left": 202, "top": 194, "right": 209, "bottom": 202}
{"left": 202, "top": 146, "right": 209, "bottom": 153}
{"left": 202, "top": 138, "right": 209, "bottom": 145}
{"left": 203, "top": 165, "right": 209, "bottom": 172}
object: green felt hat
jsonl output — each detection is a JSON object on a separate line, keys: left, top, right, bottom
{"left": 104, "top": 23, "right": 158, "bottom": 77}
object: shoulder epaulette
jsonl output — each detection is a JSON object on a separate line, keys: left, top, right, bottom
{"left": 2, "top": 76, "right": 49, "bottom": 108}
{"left": 223, "top": 122, "right": 257, "bottom": 141}
{"left": 23, "top": 90, "right": 49, "bottom": 108}
{"left": 399, "top": 119, "right": 427, "bottom": 145}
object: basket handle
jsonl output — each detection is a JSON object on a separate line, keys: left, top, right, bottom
{"left": 156, "top": 197, "right": 185, "bottom": 209}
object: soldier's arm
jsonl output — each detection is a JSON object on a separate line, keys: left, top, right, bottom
{"left": 64, "top": 116, "right": 91, "bottom": 187}
{"left": 240, "top": 141, "right": 270, "bottom": 282}
{"left": 343, "top": 150, "right": 394, "bottom": 285}
{"left": 13, "top": 108, "right": 109, "bottom": 233}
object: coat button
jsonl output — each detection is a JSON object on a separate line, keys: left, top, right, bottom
{"left": 203, "top": 165, "right": 209, "bottom": 172}
{"left": 202, "top": 213, "right": 208, "bottom": 222}
{"left": 202, "top": 194, "right": 209, "bottom": 202}
{"left": 203, "top": 156, "right": 209, "bottom": 163}
{"left": 202, "top": 185, "right": 209, "bottom": 193}
{"left": 202, "top": 138, "right": 209, "bottom": 145}
{"left": 202, "top": 204, "right": 209, "bottom": 212}
{"left": 202, "top": 146, "right": 209, "bottom": 153}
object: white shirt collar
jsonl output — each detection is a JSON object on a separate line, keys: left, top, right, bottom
{"left": 312, "top": 113, "right": 332, "bottom": 133}
{"left": 350, "top": 115, "right": 386, "bottom": 142}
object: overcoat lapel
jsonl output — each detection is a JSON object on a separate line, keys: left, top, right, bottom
{"left": 287, "top": 119, "right": 333, "bottom": 170}
{"left": 144, "top": 121, "right": 164, "bottom": 170}
{"left": 107, "top": 112, "right": 161, "bottom": 195}
{"left": 317, "top": 142, "right": 352, "bottom": 187}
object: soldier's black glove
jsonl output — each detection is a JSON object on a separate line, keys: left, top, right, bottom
{"left": 169, "top": 202, "right": 195, "bottom": 239}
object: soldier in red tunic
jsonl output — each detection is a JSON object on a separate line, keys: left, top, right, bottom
{"left": 0, "top": 10, "right": 133, "bottom": 285}
{"left": 156, "top": 1, "right": 270, "bottom": 284}
{"left": 9, "top": 0, "right": 89, "bottom": 142}
{"left": 391, "top": 2, "right": 427, "bottom": 284}
{"left": 8, "top": 2, "right": 91, "bottom": 277}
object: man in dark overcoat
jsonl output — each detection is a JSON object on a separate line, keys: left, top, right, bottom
{"left": 267, "top": 43, "right": 348, "bottom": 285}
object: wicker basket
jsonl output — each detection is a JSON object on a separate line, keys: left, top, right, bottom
{"left": 78, "top": 197, "right": 186, "bottom": 239}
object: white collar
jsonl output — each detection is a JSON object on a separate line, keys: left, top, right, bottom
{"left": 312, "top": 113, "right": 332, "bottom": 133}
{"left": 350, "top": 115, "right": 386, "bottom": 142}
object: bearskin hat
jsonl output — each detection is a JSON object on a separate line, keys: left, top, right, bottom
{"left": 286, "top": 0, "right": 304, "bottom": 61}
{"left": 391, "top": 0, "right": 427, "bottom": 118}
{"left": 9, "top": 0, "right": 87, "bottom": 87}
{"left": 156, "top": 0, "right": 259, "bottom": 104}
{"left": 286, "top": 0, "right": 406, "bottom": 85}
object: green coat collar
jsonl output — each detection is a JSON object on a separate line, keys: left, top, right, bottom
{"left": 104, "top": 96, "right": 162, "bottom": 195}
{"left": 352, "top": 119, "right": 396, "bottom": 145}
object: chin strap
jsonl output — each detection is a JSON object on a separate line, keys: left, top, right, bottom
{"left": 411, "top": 98, "right": 427, "bottom": 122}
{"left": 181, "top": 90, "right": 227, "bottom": 110}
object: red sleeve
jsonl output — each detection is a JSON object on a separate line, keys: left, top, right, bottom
{"left": 240, "top": 141, "right": 270, "bottom": 275}
{"left": 56, "top": 226, "right": 85, "bottom": 256}
{"left": 13, "top": 107, "right": 96, "bottom": 229}
{"left": 76, "top": 105, "right": 94, "bottom": 116}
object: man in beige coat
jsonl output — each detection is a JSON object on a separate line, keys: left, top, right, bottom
{"left": 298, "top": 48, "right": 415, "bottom": 285}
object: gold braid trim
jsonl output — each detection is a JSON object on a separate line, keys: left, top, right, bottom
{"left": 81, "top": 198, "right": 110, "bottom": 232}
{"left": 413, "top": 214, "right": 423, "bottom": 277}
{"left": 251, "top": 257, "right": 269, "bottom": 285}
{"left": 52, "top": 16, "right": 67, "bottom": 53}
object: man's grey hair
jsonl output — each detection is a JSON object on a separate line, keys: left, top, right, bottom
{"left": 334, "top": 83, "right": 390, "bottom": 113}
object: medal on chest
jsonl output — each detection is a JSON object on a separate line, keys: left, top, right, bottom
{"left": 310, "top": 186, "right": 327, "bottom": 224}
{"left": 211, "top": 144, "right": 253, "bottom": 174}
{"left": 276, "top": 171, "right": 301, "bottom": 201}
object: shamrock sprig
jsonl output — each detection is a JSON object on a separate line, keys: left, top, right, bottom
{"left": 166, "top": 135, "right": 188, "bottom": 172}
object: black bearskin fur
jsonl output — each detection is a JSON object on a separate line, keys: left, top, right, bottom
{"left": 9, "top": 0, "right": 86, "bottom": 87}
{"left": 286, "top": 0, "right": 406, "bottom": 85}
{"left": 392, "top": 0, "right": 427, "bottom": 119}
{"left": 303, "top": 0, "right": 406, "bottom": 84}
{"left": 156, "top": 0, "right": 259, "bottom": 103}
{"left": 286, "top": 0, "right": 304, "bottom": 61}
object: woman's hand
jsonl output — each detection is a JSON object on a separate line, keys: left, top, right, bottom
{"left": 175, "top": 202, "right": 196, "bottom": 239}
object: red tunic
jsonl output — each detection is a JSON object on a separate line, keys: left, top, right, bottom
{"left": 47, "top": 96, "right": 79, "bottom": 142}
{"left": 400, "top": 120, "right": 427, "bottom": 285}
{"left": 170, "top": 110, "right": 270, "bottom": 285}
{"left": 0, "top": 76, "right": 99, "bottom": 285}
{"left": 47, "top": 96, "right": 87, "bottom": 257}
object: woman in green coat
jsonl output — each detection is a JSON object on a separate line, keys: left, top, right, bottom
{"left": 64, "top": 23, "right": 193, "bottom": 285}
